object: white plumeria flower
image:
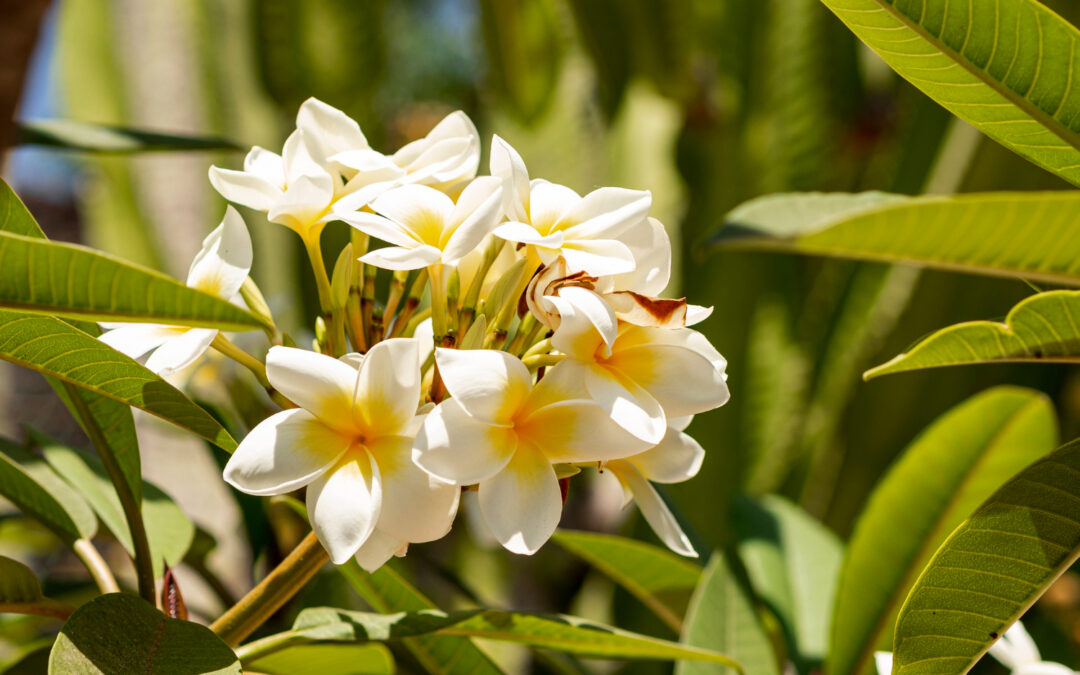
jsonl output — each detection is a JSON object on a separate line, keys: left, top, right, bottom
{"left": 341, "top": 177, "right": 503, "bottom": 270}
{"left": 874, "top": 651, "right": 893, "bottom": 675}
{"left": 989, "top": 621, "right": 1075, "bottom": 675}
{"left": 603, "top": 416, "right": 704, "bottom": 557}
{"left": 223, "top": 341, "right": 459, "bottom": 567}
{"left": 545, "top": 286, "right": 729, "bottom": 445}
{"left": 413, "top": 349, "right": 651, "bottom": 555}
{"left": 99, "top": 207, "right": 252, "bottom": 376}
{"left": 489, "top": 135, "right": 651, "bottom": 277}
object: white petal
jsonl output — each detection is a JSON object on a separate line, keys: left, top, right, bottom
{"left": 609, "top": 460, "right": 697, "bottom": 557}
{"left": 518, "top": 394, "right": 652, "bottom": 463}
{"left": 628, "top": 427, "right": 704, "bottom": 483}
{"left": 606, "top": 217, "right": 671, "bottom": 296}
{"left": 340, "top": 211, "right": 421, "bottom": 249}
{"left": 478, "top": 443, "right": 562, "bottom": 555}
{"left": 685, "top": 304, "right": 714, "bottom": 326}
{"left": 370, "top": 184, "right": 455, "bottom": 242}
{"left": 186, "top": 206, "right": 253, "bottom": 299}
{"left": 398, "top": 137, "right": 475, "bottom": 185}
{"left": 243, "top": 147, "right": 285, "bottom": 189}
{"left": 223, "top": 409, "right": 351, "bottom": 496}
{"left": 547, "top": 293, "right": 609, "bottom": 362}
{"left": 413, "top": 398, "right": 517, "bottom": 485}
{"left": 1017, "top": 665, "right": 1076, "bottom": 675}
{"left": 990, "top": 621, "right": 1041, "bottom": 668}
{"left": 873, "top": 652, "right": 893, "bottom": 675}
{"left": 208, "top": 166, "right": 280, "bottom": 212}
{"left": 99, "top": 324, "right": 178, "bottom": 360}
{"left": 265, "top": 346, "right": 359, "bottom": 433}
{"left": 528, "top": 180, "right": 580, "bottom": 230}
{"left": 442, "top": 177, "right": 503, "bottom": 265}
{"left": 610, "top": 342, "right": 730, "bottom": 417}
{"left": 296, "top": 97, "right": 368, "bottom": 163}
{"left": 560, "top": 238, "right": 636, "bottom": 276}
{"left": 548, "top": 287, "right": 617, "bottom": 355}
{"left": 145, "top": 328, "right": 217, "bottom": 376}
{"left": 353, "top": 338, "right": 421, "bottom": 437}
{"left": 574, "top": 361, "right": 667, "bottom": 446}
{"left": 360, "top": 245, "right": 441, "bottom": 270}
{"left": 370, "top": 435, "right": 459, "bottom": 543}
{"left": 434, "top": 348, "right": 531, "bottom": 425}
{"left": 268, "top": 172, "right": 335, "bottom": 230}
{"left": 281, "top": 129, "right": 325, "bottom": 182}
{"left": 354, "top": 528, "right": 405, "bottom": 573}
{"left": 307, "top": 452, "right": 382, "bottom": 564}
{"left": 489, "top": 134, "right": 530, "bottom": 221}
{"left": 562, "top": 187, "right": 652, "bottom": 242}
{"left": 493, "top": 222, "right": 563, "bottom": 249}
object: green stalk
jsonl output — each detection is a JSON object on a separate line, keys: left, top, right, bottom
{"left": 302, "top": 234, "right": 333, "bottom": 315}
{"left": 428, "top": 263, "right": 450, "bottom": 345}
{"left": 210, "top": 531, "right": 328, "bottom": 647}
{"left": 211, "top": 334, "right": 270, "bottom": 388}
{"left": 63, "top": 382, "right": 154, "bottom": 603}
{"left": 72, "top": 538, "right": 120, "bottom": 594}
{"left": 390, "top": 269, "right": 429, "bottom": 338}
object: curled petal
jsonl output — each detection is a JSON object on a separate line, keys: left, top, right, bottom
{"left": 490, "top": 134, "right": 530, "bottom": 221}
{"left": 208, "top": 166, "right": 280, "bottom": 213}
{"left": 144, "top": 328, "right": 217, "bottom": 376}
{"left": 186, "top": 206, "right": 253, "bottom": 299}
{"left": 243, "top": 147, "right": 285, "bottom": 189}
{"left": 434, "top": 348, "right": 531, "bottom": 425}
{"left": 307, "top": 452, "right": 382, "bottom": 564}
{"left": 685, "top": 304, "right": 714, "bottom": 326}
{"left": 413, "top": 398, "right": 517, "bottom": 485}
{"left": 478, "top": 443, "right": 562, "bottom": 555}
{"left": 547, "top": 291, "right": 610, "bottom": 362}
{"left": 353, "top": 338, "right": 421, "bottom": 437}
{"left": 607, "top": 460, "right": 697, "bottom": 558}
{"left": 223, "top": 408, "right": 350, "bottom": 496}
{"left": 628, "top": 426, "right": 705, "bottom": 483}
{"left": 606, "top": 217, "right": 671, "bottom": 296}
{"left": 265, "top": 346, "right": 359, "bottom": 434}
{"left": 99, "top": 324, "right": 179, "bottom": 360}
{"left": 370, "top": 435, "right": 459, "bottom": 543}
{"left": 442, "top": 177, "right": 504, "bottom": 265}
{"left": 562, "top": 187, "right": 652, "bottom": 242}
{"left": 604, "top": 291, "right": 687, "bottom": 329}
{"left": 296, "top": 97, "right": 368, "bottom": 163}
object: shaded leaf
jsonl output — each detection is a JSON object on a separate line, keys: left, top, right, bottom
{"left": 891, "top": 438, "right": 1080, "bottom": 674}
{"left": 715, "top": 191, "right": 1080, "bottom": 285}
{"left": 0, "top": 440, "right": 96, "bottom": 544}
{"left": 49, "top": 593, "right": 241, "bottom": 674}
{"left": 866, "top": 290, "right": 1080, "bottom": 379}
{"left": 478, "top": 0, "right": 562, "bottom": 124}
{"left": 828, "top": 387, "right": 1058, "bottom": 675}
{"left": 552, "top": 529, "right": 702, "bottom": 633}
{"left": 0, "top": 555, "right": 73, "bottom": 620}
{"left": 676, "top": 552, "right": 780, "bottom": 675}
{"left": 0, "top": 180, "right": 46, "bottom": 238}
{"left": 14, "top": 119, "right": 240, "bottom": 153}
{"left": 820, "top": 0, "right": 1080, "bottom": 185}
{"left": 244, "top": 643, "right": 394, "bottom": 675}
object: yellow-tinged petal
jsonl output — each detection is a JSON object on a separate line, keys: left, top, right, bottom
{"left": 353, "top": 338, "right": 421, "bottom": 437}
{"left": 369, "top": 435, "right": 459, "bottom": 543}
{"left": 266, "top": 346, "right": 359, "bottom": 435}
{"left": 434, "top": 348, "right": 531, "bottom": 425}
{"left": 477, "top": 442, "right": 562, "bottom": 555}
{"left": 413, "top": 398, "right": 517, "bottom": 485}
{"left": 607, "top": 342, "right": 729, "bottom": 418}
{"left": 517, "top": 398, "right": 650, "bottom": 464}
{"left": 307, "top": 451, "right": 382, "bottom": 564}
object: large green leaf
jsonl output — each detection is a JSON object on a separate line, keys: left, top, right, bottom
{"left": 865, "top": 290, "right": 1080, "bottom": 379}
{"left": 0, "top": 556, "right": 73, "bottom": 620}
{"left": 828, "top": 386, "right": 1057, "bottom": 675}
{"left": 734, "top": 495, "right": 843, "bottom": 668}
{"left": 818, "top": 0, "right": 1080, "bottom": 186}
{"left": 0, "top": 310, "right": 236, "bottom": 451}
{"left": 715, "top": 191, "right": 1080, "bottom": 285}
{"left": 49, "top": 593, "right": 241, "bottom": 674}
{"left": 891, "top": 438, "right": 1080, "bottom": 674}
{"left": 552, "top": 530, "right": 702, "bottom": 633}
{"left": 236, "top": 607, "right": 743, "bottom": 671}
{"left": 0, "top": 440, "right": 96, "bottom": 544}
{"left": 676, "top": 552, "right": 780, "bottom": 675}
{"left": 41, "top": 443, "right": 194, "bottom": 578}
{"left": 244, "top": 643, "right": 394, "bottom": 675}
{"left": 0, "top": 180, "right": 46, "bottom": 238}
{"left": 14, "top": 119, "right": 240, "bottom": 153}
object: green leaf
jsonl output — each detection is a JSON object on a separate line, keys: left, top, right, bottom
{"left": 0, "top": 180, "right": 46, "bottom": 238}
{"left": 828, "top": 386, "right": 1058, "bottom": 675}
{"left": 818, "top": 0, "right": 1080, "bottom": 186}
{"left": 865, "top": 290, "right": 1080, "bottom": 379}
{"left": 714, "top": 191, "right": 1080, "bottom": 285}
{"left": 49, "top": 593, "right": 241, "bottom": 674}
{"left": 14, "top": 119, "right": 240, "bottom": 153}
{"left": 676, "top": 552, "right": 780, "bottom": 675}
{"left": 41, "top": 443, "right": 194, "bottom": 578}
{"left": 0, "top": 440, "right": 96, "bottom": 544}
{"left": 478, "top": 0, "right": 562, "bottom": 124}
{"left": 0, "top": 310, "right": 236, "bottom": 452}
{"left": 244, "top": 643, "right": 394, "bottom": 675}
{"left": 734, "top": 495, "right": 843, "bottom": 667}
{"left": 552, "top": 529, "right": 702, "bottom": 633}
{"left": 891, "top": 438, "right": 1080, "bottom": 674}
{"left": 0, "top": 556, "right": 74, "bottom": 620}
{"left": 0, "top": 229, "right": 262, "bottom": 331}
{"left": 238, "top": 608, "right": 743, "bottom": 671}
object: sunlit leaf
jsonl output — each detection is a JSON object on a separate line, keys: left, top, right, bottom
{"left": 552, "top": 529, "right": 702, "bottom": 633}
{"left": 0, "top": 556, "right": 73, "bottom": 620}
{"left": 14, "top": 119, "right": 240, "bottom": 153}
{"left": 734, "top": 495, "right": 843, "bottom": 667}
{"left": 0, "top": 310, "right": 236, "bottom": 452}
{"left": 828, "top": 387, "right": 1057, "bottom": 675}
{"left": 866, "top": 290, "right": 1080, "bottom": 379}
{"left": 49, "top": 593, "right": 241, "bottom": 674}
{"left": 676, "top": 552, "right": 780, "bottom": 675}
{"left": 244, "top": 643, "right": 394, "bottom": 675}
{"left": 891, "top": 438, "right": 1080, "bottom": 674}
{"left": 819, "top": 0, "right": 1080, "bottom": 186}
{"left": 715, "top": 191, "right": 1080, "bottom": 285}
{"left": 0, "top": 439, "right": 96, "bottom": 544}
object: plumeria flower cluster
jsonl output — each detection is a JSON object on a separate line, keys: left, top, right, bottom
{"left": 98, "top": 98, "right": 729, "bottom": 571}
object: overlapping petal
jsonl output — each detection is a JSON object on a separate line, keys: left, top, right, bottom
{"left": 144, "top": 327, "right": 218, "bottom": 376}
{"left": 307, "top": 452, "right": 382, "bottom": 564}
{"left": 353, "top": 338, "right": 421, "bottom": 436}
{"left": 265, "top": 346, "right": 359, "bottom": 434}
{"left": 477, "top": 443, "right": 562, "bottom": 555}
{"left": 370, "top": 435, "right": 459, "bottom": 543}
{"left": 435, "top": 348, "right": 531, "bottom": 424}
{"left": 413, "top": 398, "right": 517, "bottom": 485}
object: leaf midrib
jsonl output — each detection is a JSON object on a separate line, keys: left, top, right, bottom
{"left": 863, "top": 0, "right": 1080, "bottom": 157}
{"left": 847, "top": 396, "right": 1044, "bottom": 674}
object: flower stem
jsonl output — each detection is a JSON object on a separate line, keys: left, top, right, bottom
{"left": 73, "top": 538, "right": 120, "bottom": 594}
{"left": 428, "top": 263, "right": 449, "bottom": 344}
{"left": 303, "top": 234, "right": 334, "bottom": 316}
{"left": 210, "top": 531, "right": 328, "bottom": 647}
{"left": 212, "top": 334, "right": 270, "bottom": 388}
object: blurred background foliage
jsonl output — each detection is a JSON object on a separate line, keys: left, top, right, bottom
{"left": 4, "top": 0, "right": 1080, "bottom": 670}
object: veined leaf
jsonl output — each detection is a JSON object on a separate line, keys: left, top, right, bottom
{"left": 819, "top": 0, "right": 1080, "bottom": 186}
{"left": 0, "top": 229, "right": 262, "bottom": 331}
{"left": 0, "top": 556, "right": 74, "bottom": 620}
{"left": 552, "top": 529, "right": 702, "bottom": 633}
{"left": 41, "top": 443, "right": 194, "bottom": 578}
{"left": 891, "top": 438, "right": 1080, "bottom": 674}
{"left": 866, "top": 290, "right": 1080, "bottom": 378}
{"left": 244, "top": 643, "right": 394, "bottom": 675}
{"left": 0, "top": 439, "right": 96, "bottom": 544}
{"left": 734, "top": 495, "right": 843, "bottom": 667}
{"left": 0, "top": 310, "right": 236, "bottom": 452}
{"left": 0, "top": 180, "right": 46, "bottom": 238}
{"left": 50, "top": 593, "right": 241, "bottom": 674}
{"left": 715, "top": 191, "right": 1080, "bottom": 286}
{"left": 15, "top": 119, "right": 240, "bottom": 153}
{"left": 828, "top": 387, "right": 1057, "bottom": 675}
{"left": 676, "top": 552, "right": 780, "bottom": 675}
{"left": 236, "top": 607, "right": 744, "bottom": 671}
